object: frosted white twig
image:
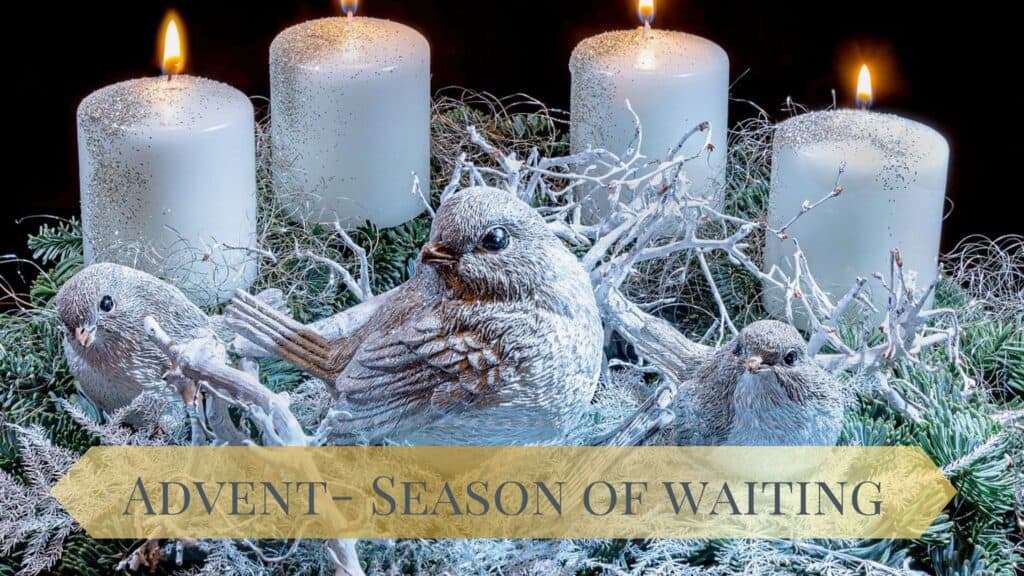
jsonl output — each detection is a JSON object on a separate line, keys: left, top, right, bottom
{"left": 145, "top": 316, "right": 307, "bottom": 445}
{"left": 772, "top": 168, "right": 845, "bottom": 237}
{"left": 293, "top": 221, "right": 372, "bottom": 303}
{"left": 696, "top": 249, "right": 737, "bottom": 342}
{"left": 219, "top": 242, "right": 278, "bottom": 263}
{"left": 411, "top": 173, "right": 435, "bottom": 218}
{"left": 144, "top": 317, "right": 365, "bottom": 576}
{"left": 331, "top": 223, "right": 372, "bottom": 302}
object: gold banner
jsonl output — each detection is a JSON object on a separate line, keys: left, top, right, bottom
{"left": 52, "top": 446, "right": 954, "bottom": 539}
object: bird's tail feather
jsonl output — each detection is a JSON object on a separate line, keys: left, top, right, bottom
{"left": 211, "top": 288, "right": 287, "bottom": 342}
{"left": 226, "top": 290, "right": 339, "bottom": 382}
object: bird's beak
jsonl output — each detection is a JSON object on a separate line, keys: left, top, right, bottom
{"left": 421, "top": 242, "right": 457, "bottom": 268}
{"left": 743, "top": 355, "right": 764, "bottom": 373}
{"left": 74, "top": 325, "right": 96, "bottom": 348}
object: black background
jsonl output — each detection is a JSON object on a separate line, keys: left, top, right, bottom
{"left": 2, "top": 0, "right": 1016, "bottom": 276}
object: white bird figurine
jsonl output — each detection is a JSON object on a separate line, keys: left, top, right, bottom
{"left": 227, "top": 187, "right": 605, "bottom": 445}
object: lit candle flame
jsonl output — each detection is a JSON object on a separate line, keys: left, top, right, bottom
{"left": 341, "top": 0, "right": 359, "bottom": 17}
{"left": 638, "top": 0, "right": 655, "bottom": 27}
{"left": 160, "top": 11, "right": 186, "bottom": 75}
{"left": 856, "top": 64, "right": 873, "bottom": 109}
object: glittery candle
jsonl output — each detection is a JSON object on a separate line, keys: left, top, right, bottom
{"left": 77, "top": 76, "right": 258, "bottom": 306}
{"left": 763, "top": 110, "right": 949, "bottom": 325}
{"left": 570, "top": 22, "right": 729, "bottom": 216}
{"left": 269, "top": 16, "right": 430, "bottom": 227}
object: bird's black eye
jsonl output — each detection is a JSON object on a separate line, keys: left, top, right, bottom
{"left": 98, "top": 295, "right": 114, "bottom": 313}
{"left": 783, "top": 349, "right": 798, "bottom": 366}
{"left": 479, "top": 226, "right": 510, "bottom": 252}
{"left": 734, "top": 342, "right": 744, "bottom": 357}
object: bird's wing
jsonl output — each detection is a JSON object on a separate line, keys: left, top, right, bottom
{"left": 331, "top": 307, "right": 508, "bottom": 438}
{"left": 225, "top": 290, "right": 345, "bottom": 382}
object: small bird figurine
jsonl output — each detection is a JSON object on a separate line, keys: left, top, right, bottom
{"left": 227, "top": 186, "right": 604, "bottom": 445}
{"left": 677, "top": 320, "right": 845, "bottom": 446}
{"left": 56, "top": 263, "right": 235, "bottom": 416}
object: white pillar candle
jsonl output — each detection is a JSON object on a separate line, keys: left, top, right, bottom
{"left": 570, "top": 0, "right": 729, "bottom": 215}
{"left": 77, "top": 14, "right": 257, "bottom": 307}
{"left": 763, "top": 91, "right": 949, "bottom": 325}
{"left": 270, "top": 6, "right": 430, "bottom": 228}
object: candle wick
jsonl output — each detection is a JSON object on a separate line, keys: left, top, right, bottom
{"left": 643, "top": 21, "right": 652, "bottom": 38}
{"left": 346, "top": 10, "right": 354, "bottom": 22}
